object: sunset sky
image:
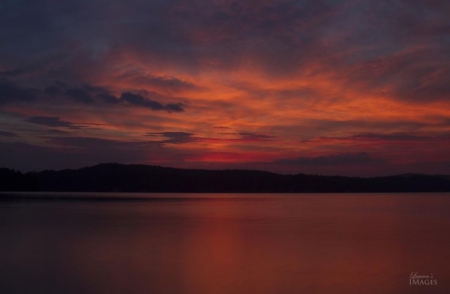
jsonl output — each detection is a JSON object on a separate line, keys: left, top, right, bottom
{"left": 1, "top": 0, "right": 449, "bottom": 175}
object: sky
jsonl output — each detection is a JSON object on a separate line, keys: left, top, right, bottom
{"left": 0, "top": 0, "right": 450, "bottom": 176}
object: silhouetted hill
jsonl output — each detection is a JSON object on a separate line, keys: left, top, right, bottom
{"left": 1, "top": 163, "right": 450, "bottom": 193}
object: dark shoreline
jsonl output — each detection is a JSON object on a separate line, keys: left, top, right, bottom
{"left": 2, "top": 163, "right": 450, "bottom": 193}
{"left": 0, "top": 192, "right": 278, "bottom": 202}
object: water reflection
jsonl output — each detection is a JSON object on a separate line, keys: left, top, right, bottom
{"left": 0, "top": 194, "right": 449, "bottom": 294}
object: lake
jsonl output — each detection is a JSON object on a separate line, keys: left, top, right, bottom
{"left": 1, "top": 193, "right": 449, "bottom": 294}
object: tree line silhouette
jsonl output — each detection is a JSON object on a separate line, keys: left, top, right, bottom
{"left": 1, "top": 163, "right": 450, "bottom": 193}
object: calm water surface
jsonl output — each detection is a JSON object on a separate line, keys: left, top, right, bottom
{"left": 1, "top": 193, "right": 449, "bottom": 294}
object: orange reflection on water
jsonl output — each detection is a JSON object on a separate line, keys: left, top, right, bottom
{"left": 1, "top": 194, "right": 449, "bottom": 294}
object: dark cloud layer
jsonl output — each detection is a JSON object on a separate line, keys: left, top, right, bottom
{"left": 120, "top": 92, "right": 184, "bottom": 112}
{"left": 238, "top": 132, "right": 275, "bottom": 141}
{"left": 2, "top": 80, "right": 185, "bottom": 112}
{"left": 277, "top": 152, "right": 372, "bottom": 166}
{"left": 146, "top": 132, "right": 196, "bottom": 144}
{"left": 322, "top": 132, "right": 450, "bottom": 142}
{"left": 25, "top": 116, "right": 79, "bottom": 128}
{"left": 64, "top": 88, "right": 95, "bottom": 104}
{"left": 117, "top": 70, "right": 200, "bottom": 93}
{"left": 46, "top": 129, "right": 70, "bottom": 135}
{"left": 352, "top": 132, "right": 450, "bottom": 142}
{"left": 0, "top": 131, "right": 18, "bottom": 137}
{"left": 0, "top": 79, "right": 40, "bottom": 105}
{"left": 0, "top": 139, "right": 161, "bottom": 171}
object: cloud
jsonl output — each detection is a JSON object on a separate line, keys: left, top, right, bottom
{"left": 46, "top": 129, "right": 70, "bottom": 135}
{"left": 64, "top": 88, "right": 94, "bottom": 104}
{"left": 238, "top": 132, "right": 275, "bottom": 141}
{"left": 13, "top": 81, "right": 186, "bottom": 112}
{"left": 28, "top": 136, "right": 193, "bottom": 170}
{"left": 44, "top": 85, "right": 63, "bottom": 97}
{"left": 137, "top": 75, "right": 198, "bottom": 92}
{"left": 146, "top": 132, "right": 196, "bottom": 144}
{"left": 277, "top": 152, "right": 371, "bottom": 166}
{"left": 146, "top": 131, "right": 275, "bottom": 145}
{"left": 0, "top": 79, "right": 40, "bottom": 105}
{"left": 297, "top": 118, "right": 440, "bottom": 138}
{"left": 117, "top": 70, "right": 200, "bottom": 93}
{"left": 0, "top": 142, "right": 69, "bottom": 171}
{"left": 159, "top": 132, "right": 195, "bottom": 144}
{"left": 45, "top": 83, "right": 185, "bottom": 112}
{"left": 120, "top": 92, "right": 184, "bottom": 112}
{"left": 25, "top": 116, "right": 79, "bottom": 128}
{"left": 0, "top": 131, "right": 18, "bottom": 137}
{"left": 322, "top": 132, "right": 450, "bottom": 142}
{"left": 47, "top": 136, "right": 144, "bottom": 149}
{"left": 0, "top": 136, "right": 195, "bottom": 172}
{"left": 0, "top": 139, "right": 160, "bottom": 171}
{"left": 352, "top": 132, "right": 437, "bottom": 142}
{"left": 0, "top": 68, "right": 26, "bottom": 77}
